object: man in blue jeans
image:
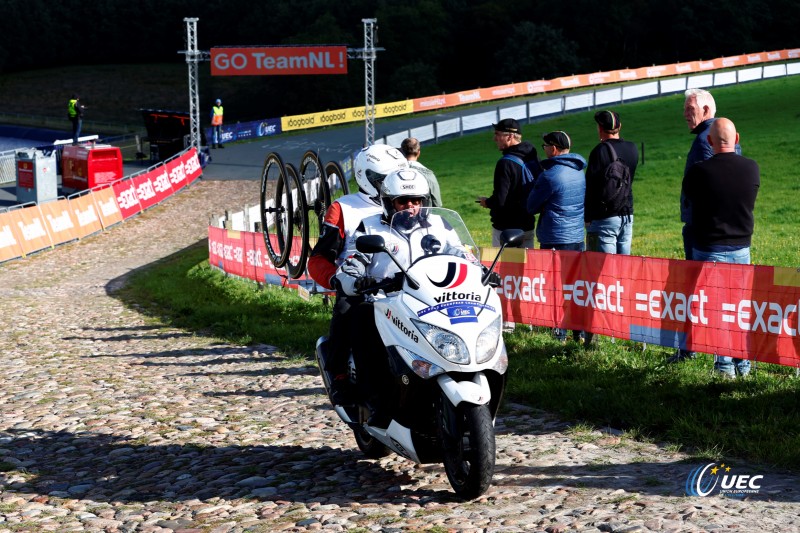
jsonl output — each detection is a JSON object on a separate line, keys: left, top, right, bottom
{"left": 683, "top": 118, "right": 760, "bottom": 378}
{"left": 527, "top": 131, "right": 586, "bottom": 342}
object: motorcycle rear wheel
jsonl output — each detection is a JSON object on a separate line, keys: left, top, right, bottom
{"left": 353, "top": 426, "right": 391, "bottom": 459}
{"left": 440, "top": 401, "right": 496, "bottom": 499}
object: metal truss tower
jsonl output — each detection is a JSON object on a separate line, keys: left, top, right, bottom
{"left": 180, "top": 17, "right": 207, "bottom": 151}
{"left": 348, "top": 18, "right": 381, "bottom": 147}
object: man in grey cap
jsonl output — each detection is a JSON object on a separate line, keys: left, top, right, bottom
{"left": 477, "top": 118, "right": 540, "bottom": 248}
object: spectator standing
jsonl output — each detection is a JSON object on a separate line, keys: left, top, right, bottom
{"left": 584, "top": 110, "right": 638, "bottom": 254}
{"left": 67, "top": 94, "right": 85, "bottom": 145}
{"left": 477, "top": 118, "right": 539, "bottom": 248}
{"left": 400, "top": 137, "right": 443, "bottom": 207}
{"left": 672, "top": 88, "right": 740, "bottom": 363}
{"left": 683, "top": 118, "right": 759, "bottom": 378}
{"left": 211, "top": 98, "right": 225, "bottom": 148}
{"left": 527, "top": 131, "right": 586, "bottom": 343}
{"left": 583, "top": 110, "right": 639, "bottom": 347}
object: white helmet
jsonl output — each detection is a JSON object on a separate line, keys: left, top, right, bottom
{"left": 354, "top": 144, "right": 408, "bottom": 203}
{"left": 380, "top": 168, "right": 431, "bottom": 228}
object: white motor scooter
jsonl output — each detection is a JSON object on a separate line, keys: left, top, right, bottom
{"left": 316, "top": 207, "right": 523, "bottom": 499}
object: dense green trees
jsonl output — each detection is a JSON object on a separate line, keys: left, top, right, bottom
{"left": 1, "top": 0, "right": 796, "bottom": 120}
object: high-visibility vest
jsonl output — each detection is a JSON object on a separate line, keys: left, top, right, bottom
{"left": 212, "top": 105, "right": 224, "bottom": 126}
{"left": 68, "top": 99, "right": 79, "bottom": 118}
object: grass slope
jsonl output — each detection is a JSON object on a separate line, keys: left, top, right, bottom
{"left": 123, "top": 75, "right": 800, "bottom": 469}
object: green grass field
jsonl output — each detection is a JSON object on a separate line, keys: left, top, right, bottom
{"left": 122, "top": 75, "right": 800, "bottom": 469}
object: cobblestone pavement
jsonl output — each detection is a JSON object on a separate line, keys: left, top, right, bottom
{"left": 0, "top": 179, "right": 797, "bottom": 532}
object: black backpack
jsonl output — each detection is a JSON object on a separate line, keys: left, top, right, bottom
{"left": 598, "top": 142, "right": 632, "bottom": 214}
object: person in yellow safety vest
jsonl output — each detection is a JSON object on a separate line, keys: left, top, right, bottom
{"left": 211, "top": 98, "right": 224, "bottom": 148}
{"left": 68, "top": 94, "right": 85, "bottom": 145}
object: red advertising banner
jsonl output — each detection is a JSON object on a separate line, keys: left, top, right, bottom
{"left": 0, "top": 211, "right": 24, "bottom": 262}
{"left": 166, "top": 148, "right": 202, "bottom": 190}
{"left": 112, "top": 179, "right": 142, "bottom": 219}
{"left": 39, "top": 199, "right": 80, "bottom": 246}
{"left": 210, "top": 229, "right": 800, "bottom": 367}
{"left": 130, "top": 169, "right": 174, "bottom": 212}
{"left": 17, "top": 160, "right": 35, "bottom": 189}
{"left": 211, "top": 46, "right": 348, "bottom": 76}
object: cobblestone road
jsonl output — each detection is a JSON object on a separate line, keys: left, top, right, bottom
{"left": 0, "top": 180, "right": 797, "bottom": 532}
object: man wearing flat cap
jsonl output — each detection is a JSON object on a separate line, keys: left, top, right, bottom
{"left": 527, "top": 130, "right": 587, "bottom": 342}
{"left": 585, "top": 110, "right": 639, "bottom": 255}
{"left": 477, "top": 118, "right": 540, "bottom": 249}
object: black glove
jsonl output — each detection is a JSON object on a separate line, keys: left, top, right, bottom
{"left": 354, "top": 275, "right": 379, "bottom": 294}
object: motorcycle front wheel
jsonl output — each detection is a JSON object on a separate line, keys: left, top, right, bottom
{"left": 353, "top": 426, "right": 391, "bottom": 459}
{"left": 439, "top": 400, "right": 496, "bottom": 499}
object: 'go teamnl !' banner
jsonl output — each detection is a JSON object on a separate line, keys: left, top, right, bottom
{"left": 487, "top": 248, "right": 800, "bottom": 368}
{"left": 211, "top": 46, "right": 348, "bottom": 76}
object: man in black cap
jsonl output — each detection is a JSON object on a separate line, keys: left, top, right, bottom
{"left": 584, "top": 110, "right": 639, "bottom": 255}
{"left": 477, "top": 118, "right": 539, "bottom": 249}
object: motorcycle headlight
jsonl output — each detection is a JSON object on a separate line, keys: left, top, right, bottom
{"left": 476, "top": 315, "right": 502, "bottom": 364}
{"left": 411, "top": 319, "right": 469, "bottom": 364}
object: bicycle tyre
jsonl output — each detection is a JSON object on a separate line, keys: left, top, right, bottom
{"left": 323, "top": 160, "right": 350, "bottom": 207}
{"left": 283, "top": 162, "right": 309, "bottom": 279}
{"left": 259, "top": 152, "right": 293, "bottom": 268}
{"left": 299, "top": 150, "right": 325, "bottom": 259}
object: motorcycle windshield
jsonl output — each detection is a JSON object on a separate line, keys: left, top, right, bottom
{"left": 388, "top": 207, "right": 480, "bottom": 267}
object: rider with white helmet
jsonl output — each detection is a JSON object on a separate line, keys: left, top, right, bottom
{"left": 308, "top": 144, "right": 407, "bottom": 406}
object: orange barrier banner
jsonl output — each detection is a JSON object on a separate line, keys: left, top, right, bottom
{"left": 8, "top": 206, "right": 52, "bottom": 257}
{"left": 39, "top": 199, "right": 80, "bottom": 246}
{"left": 412, "top": 47, "right": 799, "bottom": 114}
{"left": 92, "top": 186, "right": 124, "bottom": 228}
{"left": 69, "top": 193, "right": 105, "bottom": 237}
{"left": 0, "top": 211, "right": 24, "bottom": 263}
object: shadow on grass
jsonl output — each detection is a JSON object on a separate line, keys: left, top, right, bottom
{"left": 109, "top": 241, "right": 330, "bottom": 357}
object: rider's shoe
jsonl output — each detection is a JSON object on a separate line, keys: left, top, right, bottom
{"left": 329, "top": 374, "right": 356, "bottom": 405}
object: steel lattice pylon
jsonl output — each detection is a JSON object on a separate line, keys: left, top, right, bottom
{"left": 180, "top": 17, "right": 208, "bottom": 151}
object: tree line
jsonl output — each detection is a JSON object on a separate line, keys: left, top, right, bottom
{"left": 2, "top": 0, "right": 797, "bottom": 121}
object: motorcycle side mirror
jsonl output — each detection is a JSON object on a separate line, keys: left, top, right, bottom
{"left": 500, "top": 229, "right": 525, "bottom": 248}
{"left": 482, "top": 229, "right": 526, "bottom": 285}
{"left": 355, "top": 235, "right": 386, "bottom": 254}
{"left": 420, "top": 234, "right": 442, "bottom": 254}
{"left": 355, "top": 234, "right": 420, "bottom": 290}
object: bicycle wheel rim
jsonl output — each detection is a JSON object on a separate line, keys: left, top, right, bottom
{"left": 260, "top": 152, "right": 292, "bottom": 268}
{"left": 323, "top": 160, "right": 350, "bottom": 207}
{"left": 300, "top": 150, "right": 325, "bottom": 260}
{"left": 284, "top": 162, "right": 309, "bottom": 279}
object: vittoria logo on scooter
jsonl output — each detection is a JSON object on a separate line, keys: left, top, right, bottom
{"left": 427, "top": 261, "right": 469, "bottom": 288}
{"left": 385, "top": 309, "right": 419, "bottom": 342}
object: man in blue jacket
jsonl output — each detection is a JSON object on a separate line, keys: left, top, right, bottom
{"left": 527, "top": 131, "right": 586, "bottom": 342}
{"left": 527, "top": 131, "right": 586, "bottom": 250}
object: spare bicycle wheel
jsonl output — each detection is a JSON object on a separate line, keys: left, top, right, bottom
{"left": 283, "top": 162, "right": 309, "bottom": 279}
{"left": 259, "top": 152, "right": 293, "bottom": 268}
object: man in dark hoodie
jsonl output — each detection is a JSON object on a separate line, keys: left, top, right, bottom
{"left": 477, "top": 118, "right": 540, "bottom": 248}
